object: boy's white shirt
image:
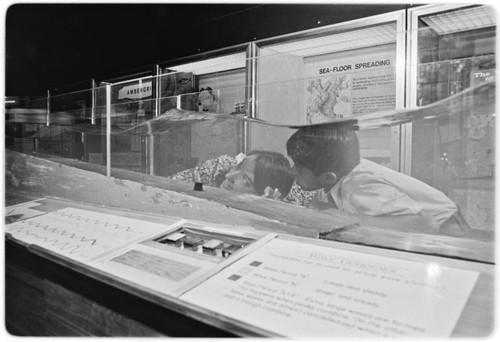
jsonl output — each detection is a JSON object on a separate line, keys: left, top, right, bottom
{"left": 314, "top": 158, "right": 457, "bottom": 225}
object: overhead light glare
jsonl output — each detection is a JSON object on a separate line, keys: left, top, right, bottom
{"left": 261, "top": 23, "right": 397, "bottom": 57}
{"left": 170, "top": 52, "right": 247, "bottom": 75}
{"left": 420, "top": 6, "right": 496, "bottom": 35}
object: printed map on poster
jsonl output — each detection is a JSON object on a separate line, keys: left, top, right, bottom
{"left": 306, "top": 75, "right": 352, "bottom": 123}
{"left": 181, "top": 238, "right": 479, "bottom": 338}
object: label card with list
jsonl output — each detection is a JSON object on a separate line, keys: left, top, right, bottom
{"left": 180, "top": 238, "right": 479, "bottom": 338}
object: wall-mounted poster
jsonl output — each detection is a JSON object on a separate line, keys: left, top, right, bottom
{"left": 304, "top": 44, "right": 397, "bottom": 124}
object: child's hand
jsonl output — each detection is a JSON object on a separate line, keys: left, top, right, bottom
{"left": 262, "top": 186, "right": 283, "bottom": 201}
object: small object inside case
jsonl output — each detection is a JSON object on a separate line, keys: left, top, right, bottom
{"left": 202, "top": 239, "right": 224, "bottom": 256}
{"left": 159, "top": 232, "right": 185, "bottom": 247}
{"left": 222, "top": 244, "right": 243, "bottom": 257}
{"left": 150, "top": 224, "right": 255, "bottom": 258}
{"left": 183, "top": 235, "right": 204, "bottom": 252}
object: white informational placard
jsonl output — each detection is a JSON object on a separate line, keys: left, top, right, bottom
{"left": 4, "top": 207, "right": 177, "bottom": 262}
{"left": 180, "top": 238, "right": 479, "bottom": 338}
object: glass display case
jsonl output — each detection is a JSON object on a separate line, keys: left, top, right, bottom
{"left": 407, "top": 4, "right": 495, "bottom": 231}
{"left": 5, "top": 4, "right": 495, "bottom": 259}
{"left": 4, "top": 4, "right": 496, "bottom": 338}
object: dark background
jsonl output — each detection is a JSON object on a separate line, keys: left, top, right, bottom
{"left": 5, "top": 3, "right": 411, "bottom": 97}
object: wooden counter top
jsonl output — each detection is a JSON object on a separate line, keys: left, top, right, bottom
{"left": 4, "top": 194, "right": 495, "bottom": 337}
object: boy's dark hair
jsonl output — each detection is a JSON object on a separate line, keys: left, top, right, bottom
{"left": 286, "top": 126, "right": 360, "bottom": 178}
{"left": 248, "top": 150, "right": 294, "bottom": 197}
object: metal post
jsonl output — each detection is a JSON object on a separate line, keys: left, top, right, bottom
{"left": 106, "top": 84, "right": 111, "bottom": 177}
{"left": 137, "top": 78, "right": 144, "bottom": 118}
{"left": 176, "top": 95, "right": 181, "bottom": 109}
{"left": 154, "top": 64, "right": 161, "bottom": 117}
{"left": 46, "top": 90, "right": 51, "bottom": 126}
{"left": 91, "top": 78, "right": 96, "bottom": 125}
{"left": 243, "top": 42, "right": 259, "bottom": 154}
{"left": 148, "top": 135, "right": 154, "bottom": 175}
{"left": 246, "top": 42, "right": 258, "bottom": 119}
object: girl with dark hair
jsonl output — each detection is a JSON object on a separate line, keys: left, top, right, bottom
{"left": 171, "top": 151, "right": 295, "bottom": 199}
{"left": 220, "top": 150, "right": 294, "bottom": 198}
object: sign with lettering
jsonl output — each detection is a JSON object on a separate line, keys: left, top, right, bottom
{"left": 317, "top": 59, "right": 392, "bottom": 75}
{"left": 304, "top": 45, "right": 396, "bottom": 123}
{"left": 118, "top": 81, "right": 152, "bottom": 100}
{"left": 181, "top": 238, "right": 479, "bottom": 338}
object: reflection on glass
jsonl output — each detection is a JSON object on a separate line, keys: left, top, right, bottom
{"left": 256, "top": 21, "right": 401, "bottom": 169}
{"left": 4, "top": 7, "right": 495, "bottom": 248}
{"left": 412, "top": 8, "right": 495, "bottom": 232}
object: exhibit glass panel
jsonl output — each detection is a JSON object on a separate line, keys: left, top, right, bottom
{"left": 92, "top": 76, "right": 157, "bottom": 173}
{"left": 409, "top": 5, "right": 495, "bottom": 231}
{"left": 253, "top": 13, "right": 406, "bottom": 170}
{"left": 5, "top": 89, "right": 93, "bottom": 160}
{"left": 5, "top": 96, "right": 50, "bottom": 155}
{"left": 152, "top": 52, "right": 249, "bottom": 177}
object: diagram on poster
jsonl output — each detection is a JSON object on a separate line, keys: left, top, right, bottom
{"left": 4, "top": 207, "right": 177, "bottom": 262}
{"left": 305, "top": 75, "right": 351, "bottom": 122}
{"left": 180, "top": 238, "right": 479, "bottom": 338}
